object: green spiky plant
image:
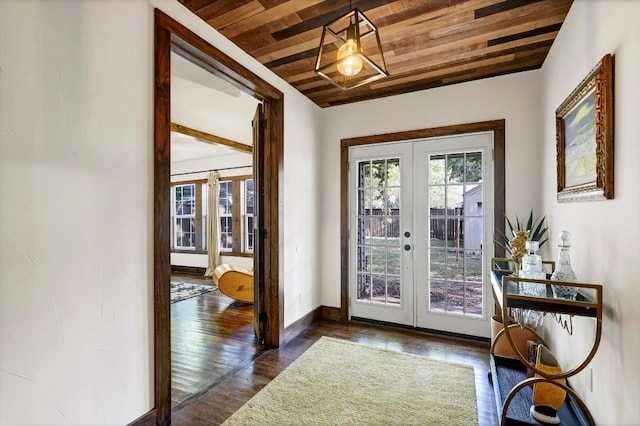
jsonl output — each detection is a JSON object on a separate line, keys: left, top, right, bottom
{"left": 495, "top": 210, "right": 548, "bottom": 258}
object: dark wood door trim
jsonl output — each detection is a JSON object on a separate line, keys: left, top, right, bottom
{"left": 339, "top": 120, "right": 506, "bottom": 322}
{"left": 151, "top": 9, "right": 284, "bottom": 426}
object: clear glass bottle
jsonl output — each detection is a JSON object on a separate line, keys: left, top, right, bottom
{"left": 550, "top": 230, "right": 578, "bottom": 300}
{"left": 521, "top": 241, "right": 546, "bottom": 280}
{"left": 519, "top": 240, "right": 546, "bottom": 327}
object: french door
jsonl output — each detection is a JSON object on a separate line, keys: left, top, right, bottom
{"left": 349, "top": 132, "right": 494, "bottom": 337}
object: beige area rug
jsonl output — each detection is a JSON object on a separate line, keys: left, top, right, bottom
{"left": 222, "top": 336, "right": 478, "bottom": 425}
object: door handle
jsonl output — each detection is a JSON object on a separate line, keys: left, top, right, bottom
{"left": 404, "top": 231, "right": 411, "bottom": 238}
{"left": 404, "top": 244, "right": 411, "bottom": 251}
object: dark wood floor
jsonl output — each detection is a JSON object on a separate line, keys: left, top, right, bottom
{"left": 170, "top": 292, "right": 499, "bottom": 426}
{"left": 171, "top": 273, "right": 263, "bottom": 407}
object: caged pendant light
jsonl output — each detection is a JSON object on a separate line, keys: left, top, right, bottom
{"left": 314, "top": 3, "right": 389, "bottom": 91}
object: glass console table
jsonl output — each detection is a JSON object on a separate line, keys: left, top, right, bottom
{"left": 489, "top": 258, "right": 603, "bottom": 426}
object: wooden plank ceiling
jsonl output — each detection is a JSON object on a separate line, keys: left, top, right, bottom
{"left": 179, "top": 0, "right": 573, "bottom": 108}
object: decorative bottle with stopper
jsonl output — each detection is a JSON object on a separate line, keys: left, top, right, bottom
{"left": 550, "top": 230, "right": 578, "bottom": 300}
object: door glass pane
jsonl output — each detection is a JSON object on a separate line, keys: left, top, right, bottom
{"left": 465, "top": 153, "right": 483, "bottom": 183}
{"left": 428, "top": 152, "right": 484, "bottom": 317}
{"left": 466, "top": 282, "right": 483, "bottom": 316}
{"left": 387, "top": 276, "right": 401, "bottom": 305}
{"left": 446, "top": 155, "right": 465, "bottom": 183}
{"left": 370, "top": 217, "right": 385, "bottom": 245}
{"left": 355, "top": 158, "right": 403, "bottom": 307}
{"left": 446, "top": 185, "right": 464, "bottom": 209}
{"left": 430, "top": 280, "right": 446, "bottom": 311}
{"left": 429, "top": 247, "right": 446, "bottom": 281}
{"left": 372, "top": 275, "right": 385, "bottom": 302}
{"left": 357, "top": 274, "right": 370, "bottom": 300}
{"left": 465, "top": 251, "right": 482, "bottom": 282}
{"left": 446, "top": 251, "right": 464, "bottom": 281}
{"left": 387, "top": 247, "right": 401, "bottom": 275}
{"left": 445, "top": 215, "right": 462, "bottom": 248}
{"left": 429, "top": 187, "right": 445, "bottom": 209}
{"left": 430, "top": 156, "right": 446, "bottom": 185}
{"left": 464, "top": 215, "right": 482, "bottom": 251}
{"left": 446, "top": 283, "right": 464, "bottom": 313}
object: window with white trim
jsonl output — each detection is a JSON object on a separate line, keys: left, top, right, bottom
{"left": 172, "top": 183, "right": 196, "bottom": 250}
{"left": 218, "top": 176, "right": 254, "bottom": 255}
{"left": 218, "top": 180, "right": 233, "bottom": 252}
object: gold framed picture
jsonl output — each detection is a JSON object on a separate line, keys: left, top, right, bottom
{"left": 556, "top": 54, "right": 614, "bottom": 202}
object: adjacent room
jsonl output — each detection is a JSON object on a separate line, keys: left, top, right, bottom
{"left": 1, "top": 1, "right": 638, "bottom": 425}
{"left": 168, "top": 51, "right": 263, "bottom": 407}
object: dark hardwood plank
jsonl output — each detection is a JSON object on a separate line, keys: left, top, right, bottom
{"left": 475, "top": 0, "right": 544, "bottom": 19}
{"left": 171, "top": 319, "right": 498, "bottom": 426}
{"left": 487, "top": 22, "right": 562, "bottom": 46}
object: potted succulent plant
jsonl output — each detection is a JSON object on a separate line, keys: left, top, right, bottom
{"left": 496, "top": 209, "right": 548, "bottom": 258}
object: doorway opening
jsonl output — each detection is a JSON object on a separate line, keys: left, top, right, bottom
{"left": 169, "top": 48, "right": 262, "bottom": 408}
{"left": 154, "top": 10, "right": 284, "bottom": 424}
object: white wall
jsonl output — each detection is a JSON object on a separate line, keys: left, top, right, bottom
{"left": 540, "top": 1, "right": 640, "bottom": 424}
{"left": 319, "top": 71, "right": 543, "bottom": 308}
{"left": 0, "top": 0, "right": 322, "bottom": 424}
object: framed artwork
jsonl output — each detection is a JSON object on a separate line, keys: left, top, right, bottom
{"left": 556, "top": 54, "right": 614, "bottom": 202}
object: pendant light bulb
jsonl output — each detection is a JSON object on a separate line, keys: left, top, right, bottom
{"left": 336, "top": 28, "right": 363, "bottom": 77}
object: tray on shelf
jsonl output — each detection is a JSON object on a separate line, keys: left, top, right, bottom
{"left": 490, "top": 355, "right": 589, "bottom": 426}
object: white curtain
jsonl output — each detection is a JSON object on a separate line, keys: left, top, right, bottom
{"left": 204, "top": 171, "right": 221, "bottom": 278}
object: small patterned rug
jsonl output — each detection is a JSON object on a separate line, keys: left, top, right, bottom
{"left": 170, "top": 282, "right": 217, "bottom": 304}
